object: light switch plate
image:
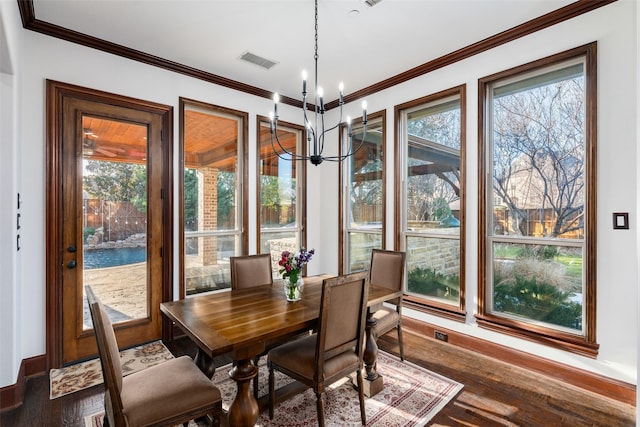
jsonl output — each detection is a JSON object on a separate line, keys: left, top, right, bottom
{"left": 613, "top": 212, "right": 629, "bottom": 230}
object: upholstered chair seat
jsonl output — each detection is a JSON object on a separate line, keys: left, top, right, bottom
{"left": 268, "top": 335, "right": 360, "bottom": 380}
{"left": 371, "top": 306, "right": 401, "bottom": 335}
{"left": 115, "top": 356, "right": 222, "bottom": 426}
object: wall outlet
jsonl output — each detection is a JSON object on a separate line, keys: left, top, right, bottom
{"left": 434, "top": 331, "right": 448, "bottom": 342}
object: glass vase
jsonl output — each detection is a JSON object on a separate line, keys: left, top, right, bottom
{"left": 284, "top": 277, "right": 303, "bottom": 302}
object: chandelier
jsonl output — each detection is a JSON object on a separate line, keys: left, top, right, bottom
{"left": 269, "top": 0, "right": 368, "bottom": 166}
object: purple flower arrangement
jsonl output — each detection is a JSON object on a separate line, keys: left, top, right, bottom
{"left": 278, "top": 248, "right": 315, "bottom": 283}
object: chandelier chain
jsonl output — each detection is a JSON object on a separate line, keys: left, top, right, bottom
{"left": 314, "top": 0, "right": 319, "bottom": 61}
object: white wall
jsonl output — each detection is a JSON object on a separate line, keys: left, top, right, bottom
{"left": 636, "top": 0, "right": 640, "bottom": 420}
{"left": 0, "top": 0, "right": 22, "bottom": 388}
{"left": 3, "top": 0, "right": 636, "bottom": 389}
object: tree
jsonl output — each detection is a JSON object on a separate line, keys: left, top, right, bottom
{"left": 349, "top": 158, "right": 383, "bottom": 224}
{"left": 216, "top": 170, "right": 236, "bottom": 227}
{"left": 184, "top": 168, "right": 199, "bottom": 230}
{"left": 260, "top": 175, "right": 282, "bottom": 207}
{"left": 84, "top": 160, "right": 147, "bottom": 212}
{"left": 492, "top": 78, "right": 585, "bottom": 238}
{"left": 406, "top": 107, "right": 461, "bottom": 222}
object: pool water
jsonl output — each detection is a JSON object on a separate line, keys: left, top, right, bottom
{"left": 84, "top": 247, "right": 147, "bottom": 269}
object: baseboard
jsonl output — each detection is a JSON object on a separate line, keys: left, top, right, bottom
{"left": 0, "top": 354, "right": 46, "bottom": 412}
{"left": 403, "top": 317, "right": 636, "bottom": 405}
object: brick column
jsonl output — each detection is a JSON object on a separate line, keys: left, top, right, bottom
{"left": 197, "top": 168, "right": 218, "bottom": 266}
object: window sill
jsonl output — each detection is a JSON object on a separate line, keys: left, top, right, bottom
{"left": 404, "top": 296, "right": 466, "bottom": 323}
{"left": 475, "top": 314, "right": 599, "bottom": 358}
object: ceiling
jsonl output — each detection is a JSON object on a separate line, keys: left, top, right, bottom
{"left": 30, "top": 0, "right": 578, "bottom": 104}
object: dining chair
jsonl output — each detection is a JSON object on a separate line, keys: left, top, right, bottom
{"left": 230, "top": 253, "right": 274, "bottom": 397}
{"left": 369, "top": 249, "right": 406, "bottom": 360}
{"left": 230, "top": 253, "right": 273, "bottom": 290}
{"left": 267, "top": 271, "right": 369, "bottom": 426}
{"left": 86, "top": 286, "right": 222, "bottom": 427}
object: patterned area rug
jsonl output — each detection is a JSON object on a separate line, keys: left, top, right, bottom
{"left": 49, "top": 340, "right": 174, "bottom": 399}
{"left": 85, "top": 351, "right": 462, "bottom": 427}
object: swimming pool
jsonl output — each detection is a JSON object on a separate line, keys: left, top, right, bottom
{"left": 84, "top": 247, "right": 147, "bottom": 269}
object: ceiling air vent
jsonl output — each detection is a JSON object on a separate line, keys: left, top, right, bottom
{"left": 363, "top": 0, "right": 382, "bottom": 7}
{"left": 239, "top": 51, "right": 278, "bottom": 70}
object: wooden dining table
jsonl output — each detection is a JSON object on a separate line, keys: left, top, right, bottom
{"left": 160, "top": 274, "right": 402, "bottom": 427}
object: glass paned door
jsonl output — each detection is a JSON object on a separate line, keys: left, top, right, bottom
{"left": 81, "top": 116, "right": 149, "bottom": 327}
{"left": 51, "top": 81, "right": 168, "bottom": 365}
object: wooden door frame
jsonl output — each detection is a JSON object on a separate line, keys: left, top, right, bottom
{"left": 45, "top": 80, "right": 174, "bottom": 369}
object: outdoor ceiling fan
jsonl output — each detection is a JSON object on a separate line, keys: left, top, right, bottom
{"left": 83, "top": 128, "right": 123, "bottom": 158}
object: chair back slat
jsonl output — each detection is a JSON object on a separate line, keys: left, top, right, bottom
{"left": 86, "top": 286, "right": 127, "bottom": 426}
{"left": 230, "top": 253, "right": 273, "bottom": 290}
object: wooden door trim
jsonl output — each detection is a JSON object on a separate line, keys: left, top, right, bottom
{"left": 46, "top": 80, "right": 173, "bottom": 369}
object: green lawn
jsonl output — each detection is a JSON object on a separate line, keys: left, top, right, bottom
{"left": 555, "top": 254, "right": 583, "bottom": 279}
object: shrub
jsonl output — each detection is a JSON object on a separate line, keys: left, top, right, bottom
{"left": 493, "top": 275, "right": 582, "bottom": 329}
{"left": 516, "top": 244, "right": 558, "bottom": 260}
{"left": 83, "top": 227, "right": 96, "bottom": 243}
{"left": 408, "top": 267, "right": 459, "bottom": 301}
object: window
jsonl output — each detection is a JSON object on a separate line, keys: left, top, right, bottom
{"left": 396, "top": 86, "right": 466, "bottom": 317}
{"left": 339, "top": 112, "right": 385, "bottom": 273}
{"left": 179, "top": 98, "right": 248, "bottom": 296}
{"left": 478, "top": 43, "right": 597, "bottom": 356}
{"left": 257, "top": 117, "right": 306, "bottom": 275}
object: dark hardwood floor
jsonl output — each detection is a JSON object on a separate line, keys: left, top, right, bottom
{"left": 1, "top": 330, "right": 634, "bottom": 426}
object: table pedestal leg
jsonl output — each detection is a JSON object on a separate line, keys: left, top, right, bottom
{"left": 228, "top": 358, "right": 259, "bottom": 427}
{"left": 194, "top": 347, "right": 216, "bottom": 379}
{"left": 361, "top": 311, "right": 384, "bottom": 397}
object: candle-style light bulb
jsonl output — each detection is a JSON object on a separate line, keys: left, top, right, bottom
{"left": 302, "top": 70, "right": 308, "bottom": 94}
{"left": 362, "top": 100, "right": 368, "bottom": 123}
{"left": 317, "top": 87, "right": 324, "bottom": 111}
{"left": 346, "top": 115, "right": 352, "bottom": 136}
{"left": 273, "top": 93, "right": 280, "bottom": 118}
{"left": 339, "top": 82, "right": 344, "bottom": 104}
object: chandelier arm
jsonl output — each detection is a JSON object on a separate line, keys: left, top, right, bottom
{"left": 323, "top": 123, "right": 368, "bottom": 160}
{"left": 347, "top": 123, "right": 369, "bottom": 157}
{"left": 271, "top": 126, "right": 294, "bottom": 156}
{"left": 271, "top": 126, "right": 311, "bottom": 161}
{"left": 320, "top": 110, "right": 328, "bottom": 155}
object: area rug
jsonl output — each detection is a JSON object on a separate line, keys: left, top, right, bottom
{"left": 85, "top": 351, "right": 463, "bottom": 427}
{"left": 50, "top": 340, "right": 173, "bottom": 399}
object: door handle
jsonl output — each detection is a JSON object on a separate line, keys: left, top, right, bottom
{"left": 67, "top": 260, "right": 77, "bottom": 269}
{"left": 67, "top": 246, "right": 77, "bottom": 253}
